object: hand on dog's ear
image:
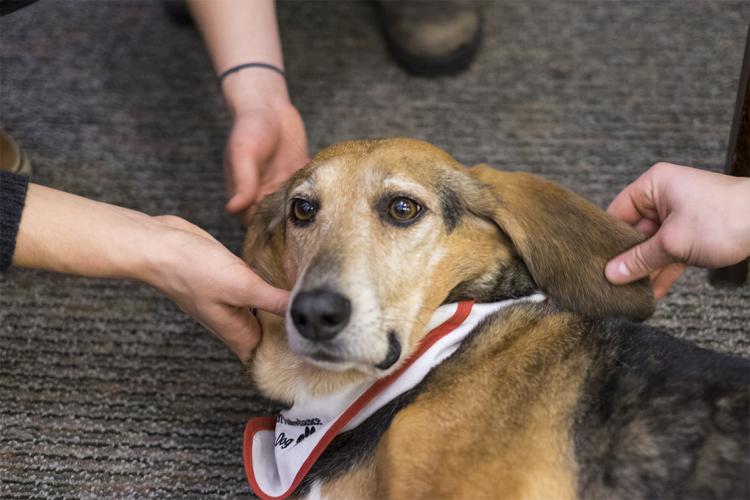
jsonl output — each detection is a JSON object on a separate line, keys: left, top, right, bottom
{"left": 467, "top": 164, "right": 655, "bottom": 320}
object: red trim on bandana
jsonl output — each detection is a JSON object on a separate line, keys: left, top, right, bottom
{"left": 243, "top": 300, "right": 474, "bottom": 500}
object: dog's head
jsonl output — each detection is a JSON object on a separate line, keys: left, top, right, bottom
{"left": 244, "top": 138, "right": 654, "bottom": 400}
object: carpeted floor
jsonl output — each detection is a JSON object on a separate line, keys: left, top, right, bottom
{"left": 1, "top": 0, "right": 748, "bottom": 497}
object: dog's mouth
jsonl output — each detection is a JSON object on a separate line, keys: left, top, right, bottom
{"left": 291, "top": 329, "right": 403, "bottom": 373}
{"left": 309, "top": 349, "right": 343, "bottom": 364}
{"left": 375, "top": 331, "right": 402, "bottom": 370}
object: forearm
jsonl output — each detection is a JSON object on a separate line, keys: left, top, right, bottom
{"left": 187, "top": 0, "right": 283, "bottom": 73}
{"left": 187, "top": 0, "right": 289, "bottom": 114}
{"left": 11, "top": 183, "right": 288, "bottom": 360}
{"left": 13, "top": 184, "right": 159, "bottom": 281}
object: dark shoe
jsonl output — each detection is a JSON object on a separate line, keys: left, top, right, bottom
{"left": 0, "top": 130, "right": 32, "bottom": 175}
{"left": 162, "top": 0, "right": 193, "bottom": 26}
{"left": 376, "top": 0, "right": 482, "bottom": 77}
{"left": 0, "top": 0, "right": 41, "bottom": 17}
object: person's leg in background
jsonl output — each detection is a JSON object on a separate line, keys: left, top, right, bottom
{"left": 0, "top": 131, "right": 32, "bottom": 175}
{"left": 376, "top": 0, "right": 482, "bottom": 76}
{"left": 0, "top": 1, "right": 39, "bottom": 175}
{"left": 162, "top": 0, "right": 483, "bottom": 77}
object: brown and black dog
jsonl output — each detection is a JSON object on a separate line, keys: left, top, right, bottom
{"left": 244, "top": 138, "right": 749, "bottom": 499}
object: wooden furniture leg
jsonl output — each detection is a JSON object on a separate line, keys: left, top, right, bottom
{"left": 710, "top": 22, "right": 750, "bottom": 287}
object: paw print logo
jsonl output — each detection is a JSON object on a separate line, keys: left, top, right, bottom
{"left": 296, "top": 426, "right": 316, "bottom": 444}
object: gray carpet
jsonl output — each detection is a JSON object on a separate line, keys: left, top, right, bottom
{"left": 1, "top": 0, "right": 748, "bottom": 497}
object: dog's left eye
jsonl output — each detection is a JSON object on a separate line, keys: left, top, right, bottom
{"left": 388, "top": 197, "right": 422, "bottom": 222}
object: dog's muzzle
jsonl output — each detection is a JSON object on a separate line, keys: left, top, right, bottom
{"left": 287, "top": 288, "right": 404, "bottom": 371}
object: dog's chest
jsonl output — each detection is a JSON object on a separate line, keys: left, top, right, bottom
{"left": 246, "top": 297, "right": 548, "bottom": 499}
{"left": 300, "top": 304, "right": 585, "bottom": 500}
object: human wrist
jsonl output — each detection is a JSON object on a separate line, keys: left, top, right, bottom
{"left": 130, "top": 218, "right": 190, "bottom": 292}
{"left": 88, "top": 209, "right": 169, "bottom": 284}
{"left": 222, "top": 67, "right": 291, "bottom": 117}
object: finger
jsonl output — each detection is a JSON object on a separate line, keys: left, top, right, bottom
{"left": 634, "top": 218, "right": 660, "bottom": 239}
{"left": 607, "top": 174, "right": 659, "bottom": 224}
{"left": 649, "top": 266, "right": 667, "bottom": 289}
{"left": 249, "top": 283, "right": 290, "bottom": 316}
{"left": 226, "top": 185, "right": 258, "bottom": 215}
{"left": 208, "top": 306, "right": 263, "bottom": 363}
{"left": 232, "top": 263, "right": 290, "bottom": 316}
{"left": 652, "top": 263, "right": 686, "bottom": 299}
{"left": 225, "top": 152, "right": 260, "bottom": 215}
{"left": 605, "top": 233, "right": 675, "bottom": 285}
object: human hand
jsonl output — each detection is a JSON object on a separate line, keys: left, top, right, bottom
{"left": 14, "top": 184, "right": 289, "bottom": 361}
{"left": 186, "top": 0, "right": 308, "bottom": 222}
{"left": 605, "top": 162, "right": 750, "bottom": 298}
{"left": 143, "top": 215, "right": 289, "bottom": 361}
{"left": 223, "top": 71, "right": 309, "bottom": 225}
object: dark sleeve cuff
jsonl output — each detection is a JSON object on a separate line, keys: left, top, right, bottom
{"left": 0, "top": 172, "right": 30, "bottom": 272}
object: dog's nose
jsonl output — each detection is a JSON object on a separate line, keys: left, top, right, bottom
{"left": 290, "top": 289, "right": 351, "bottom": 341}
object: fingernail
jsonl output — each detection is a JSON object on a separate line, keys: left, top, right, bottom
{"left": 618, "top": 261, "right": 630, "bottom": 277}
{"left": 606, "top": 260, "right": 629, "bottom": 283}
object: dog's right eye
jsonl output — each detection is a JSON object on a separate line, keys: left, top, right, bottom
{"left": 291, "top": 198, "right": 317, "bottom": 225}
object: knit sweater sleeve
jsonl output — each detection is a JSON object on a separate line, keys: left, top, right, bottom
{"left": 0, "top": 172, "right": 30, "bottom": 272}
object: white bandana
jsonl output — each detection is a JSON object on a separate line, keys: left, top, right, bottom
{"left": 243, "top": 294, "right": 546, "bottom": 499}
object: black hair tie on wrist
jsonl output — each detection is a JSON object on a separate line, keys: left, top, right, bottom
{"left": 218, "top": 62, "right": 286, "bottom": 87}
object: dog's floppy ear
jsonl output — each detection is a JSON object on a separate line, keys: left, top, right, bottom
{"left": 466, "top": 164, "right": 655, "bottom": 320}
{"left": 242, "top": 188, "right": 291, "bottom": 290}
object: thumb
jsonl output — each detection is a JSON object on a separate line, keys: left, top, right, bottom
{"left": 233, "top": 264, "right": 290, "bottom": 316}
{"left": 225, "top": 154, "right": 260, "bottom": 215}
{"left": 226, "top": 190, "right": 257, "bottom": 215}
{"left": 251, "top": 285, "right": 290, "bottom": 317}
{"left": 605, "top": 233, "right": 675, "bottom": 285}
{"left": 214, "top": 307, "right": 263, "bottom": 363}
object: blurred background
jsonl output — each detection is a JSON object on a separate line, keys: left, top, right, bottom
{"left": 1, "top": 1, "right": 748, "bottom": 497}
